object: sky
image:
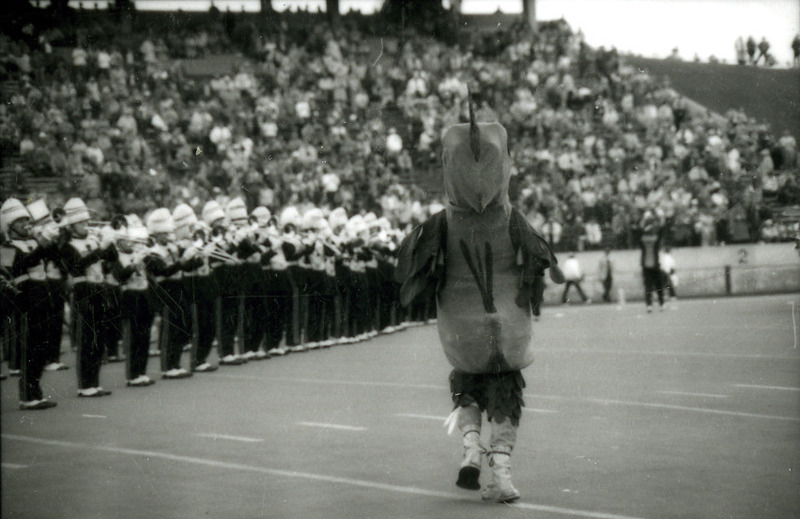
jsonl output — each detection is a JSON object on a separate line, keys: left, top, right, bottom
{"left": 43, "top": 0, "right": 800, "bottom": 66}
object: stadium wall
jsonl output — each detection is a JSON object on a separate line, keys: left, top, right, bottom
{"left": 543, "top": 243, "right": 800, "bottom": 305}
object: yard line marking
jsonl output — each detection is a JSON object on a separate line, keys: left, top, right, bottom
{"left": 587, "top": 398, "right": 800, "bottom": 422}
{"left": 195, "top": 433, "right": 263, "bottom": 443}
{"left": 530, "top": 348, "right": 797, "bottom": 360}
{"left": 523, "top": 408, "right": 559, "bottom": 414}
{"left": 296, "top": 422, "right": 367, "bottom": 431}
{"left": 396, "top": 413, "right": 448, "bottom": 421}
{"left": 2, "top": 434, "right": 648, "bottom": 519}
{"left": 657, "top": 391, "right": 728, "bottom": 399}
{"left": 734, "top": 384, "right": 800, "bottom": 391}
{"left": 81, "top": 414, "right": 107, "bottom": 419}
{"left": 214, "top": 373, "right": 444, "bottom": 390}
{"left": 2, "top": 463, "right": 29, "bottom": 469}
{"left": 213, "top": 375, "right": 797, "bottom": 422}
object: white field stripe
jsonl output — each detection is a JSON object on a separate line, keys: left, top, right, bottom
{"left": 195, "top": 433, "right": 263, "bottom": 443}
{"left": 523, "top": 408, "right": 559, "bottom": 414}
{"left": 587, "top": 398, "right": 800, "bottom": 422}
{"left": 2, "top": 463, "right": 29, "bottom": 469}
{"left": 734, "top": 384, "right": 800, "bottom": 391}
{"left": 81, "top": 414, "right": 107, "bottom": 419}
{"left": 396, "top": 413, "right": 448, "bottom": 421}
{"left": 215, "top": 376, "right": 798, "bottom": 422}
{"left": 530, "top": 348, "right": 796, "bottom": 360}
{"left": 657, "top": 391, "right": 728, "bottom": 399}
{"left": 2, "top": 434, "right": 648, "bottom": 519}
{"left": 214, "top": 373, "right": 444, "bottom": 390}
{"left": 296, "top": 422, "right": 366, "bottom": 431}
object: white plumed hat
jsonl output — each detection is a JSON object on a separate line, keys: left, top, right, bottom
{"left": 1, "top": 198, "right": 30, "bottom": 234}
{"left": 146, "top": 208, "right": 174, "bottom": 235}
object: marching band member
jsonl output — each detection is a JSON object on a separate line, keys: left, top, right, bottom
{"left": 203, "top": 200, "right": 245, "bottom": 366}
{"left": 370, "top": 217, "right": 401, "bottom": 334}
{"left": 279, "top": 206, "right": 308, "bottom": 352}
{"left": 59, "top": 197, "right": 118, "bottom": 398}
{"left": 260, "top": 213, "right": 291, "bottom": 357}
{"left": 299, "top": 208, "right": 334, "bottom": 348}
{"left": 0, "top": 258, "right": 19, "bottom": 381}
{"left": 244, "top": 206, "right": 274, "bottom": 359}
{"left": 144, "top": 208, "right": 198, "bottom": 379}
{"left": 111, "top": 221, "right": 157, "bottom": 386}
{"left": 327, "top": 207, "right": 350, "bottom": 345}
{"left": 101, "top": 216, "right": 126, "bottom": 363}
{"left": 173, "top": 203, "right": 219, "bottom": 373}
{"left": 26, "top": 199, "right": 70, "bottom": 372}
{"left": 344, "top": 214, "right": 372, "bottom": 342}
{"left": 226, "top": 198, "right": 267, "bottom": 361}
{"left": 1, "top": 198, "right": 61, "bottom": 409}
{"left": 362, "top": 214, "right": 382, "bottom": 338}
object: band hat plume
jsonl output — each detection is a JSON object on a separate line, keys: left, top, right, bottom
{"left": 302, "top": 207, "right": 325, "bottom": 230}
{"left": 126, "top": 225, "right": 149, "bottom": 242}
{"left": 251, "top": 206, "right": 271, "bottom": 226}
{"left": 201, "top": 200, "right": 226, "bottom": 227}
{"left": 172, "top": 203, "right": 198, "bottom": 230}
{"left": 328, "top": 207, "right": 348, "bottom": 230}
{"left": 225, "top": 197, "right": 248, "bottom": 224}
{"left": 1, "top": 198, "right": 31, "bottom": 234}
{"left": 63, "top": 198, "right": 91, "bottom": 226}
{"left": 25, "top": 199, "right": 50, "bottom": 223}
{"left": 146, "top": 208, "right": 174, "bottom": 235}
{"left": 279, "top": 206, "right": 301, "bottom": 230}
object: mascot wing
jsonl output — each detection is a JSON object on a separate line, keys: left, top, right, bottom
{"left": 394, "top": 210, "right": 447, "bottom": 307}
{"left": 508, "top": 208, "right": 565, "bottom": 308}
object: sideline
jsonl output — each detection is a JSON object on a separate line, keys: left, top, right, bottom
{"left": 3, "top": 434, "right": 648, "bottom": 519}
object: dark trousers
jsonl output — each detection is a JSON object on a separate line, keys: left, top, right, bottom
{"left": 73, "top": 283, "right": 108, "bottom": 390}
{"left": 348, "top": 271, "right": 370, "bottom": 337}
{"left": 377, "top": 280, "right": 396, "bottom": 331}
{"left": 660, "top": 271, "right": 676, "bottom": 299}
{"left": 643, "top": 268, "right": 664, "bottom": 307}
{"left": 243, "top": 290, "right": 266, "bottom": 353}
{"left": 157, "top": 280, "right": 190, "bottom": 371}
{"left": 285, "top": 267, "right": 305, "bottom": 346}
{"left": 193, "top": 293, "right": 216, "bottom": 366}
{"left": 185, "top": 275, "right": 216, "bottom": 366}
{"left": 43, "top": 281, "right": 66, "bottom": 364}
{"left": 122, "top": 289, "right": 154, "bottom": 379}
{"left": 101, "top": 287, "right": 123, "bottom": 358}
{"left": 561, "top": 280, "right": 588, "bottom": 303}
{"left": 18, "top": 281, "right": 51, "bottom": 401}
{"left": 305, "top": 270, "right": 331, "bottom": 344}
{"left": 263, "top": 270, "right": 289, "bottom": 349}
{"left": 602, "top": 275, "right": 613, "bottom": 303}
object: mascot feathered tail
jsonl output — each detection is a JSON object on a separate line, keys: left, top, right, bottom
{"left": 394, "top": 97, "right": 564, "bottom": 502}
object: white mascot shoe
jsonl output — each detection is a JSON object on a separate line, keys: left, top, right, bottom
{"left": 481, "top": 447, "right": 520, "bottom": 503}
{"left": 456, "top": 429, "right": 483, "bottom": 490}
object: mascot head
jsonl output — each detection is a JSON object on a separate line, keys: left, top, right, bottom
{"left": 441, "top": 93, "right": 511, "bottom": 214}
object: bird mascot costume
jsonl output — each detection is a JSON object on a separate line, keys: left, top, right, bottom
{"left": 394, "top": 102, "right": 564, "bottom": 503}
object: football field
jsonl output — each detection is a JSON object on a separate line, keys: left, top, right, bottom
{"left": 2, "top": 294, "right": 799, "bottom": 519}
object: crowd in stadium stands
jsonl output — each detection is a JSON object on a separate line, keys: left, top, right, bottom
{"left": 1, "top": 7, "right": 798, "bottom": 250}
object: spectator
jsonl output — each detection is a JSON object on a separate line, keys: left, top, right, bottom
{"left": 756, "top": 37, "right": 770, "bottom": 65}
{"left": 560, "top": 253, "right": 590, "bottom": 304}
{"left": 746, "top": 37, "right": 757, "bottom": 64}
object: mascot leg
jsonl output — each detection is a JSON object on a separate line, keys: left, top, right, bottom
{"left": 482, "top": 417, "right": 521, "bottom": 503}
{"left": 455, "top": 403, "right": 482, "bottom": 490}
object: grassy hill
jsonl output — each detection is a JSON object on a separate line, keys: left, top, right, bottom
{"left": 624, "top": 56, "right": 800, "bottom": 142}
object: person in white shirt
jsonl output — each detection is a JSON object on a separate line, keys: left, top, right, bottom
{"left": 659, "top": 246, "right": 677, "bottom": 301}
{"left": 561, "top": 253, "right": 590, "bottom": 304}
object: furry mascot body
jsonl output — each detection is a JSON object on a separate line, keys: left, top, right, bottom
{"left": 395, "top": 114, "right": 563, "bottom": 502}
